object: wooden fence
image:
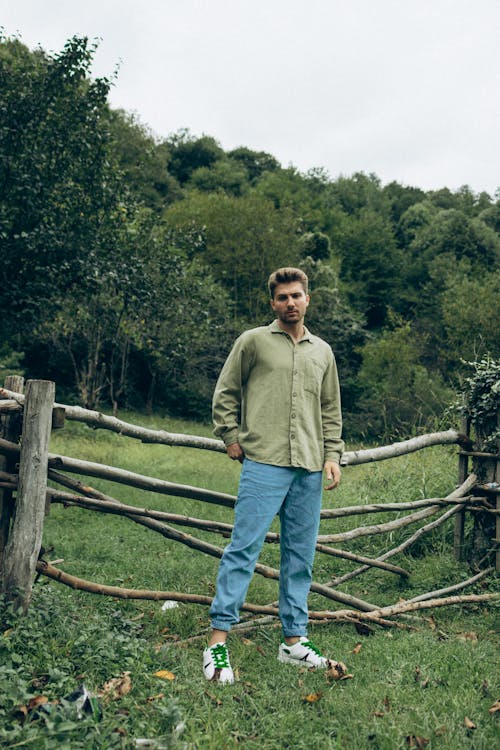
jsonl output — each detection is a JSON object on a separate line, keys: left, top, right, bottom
{"left": 0, "top": 377, "right": 497, "bottom": 631}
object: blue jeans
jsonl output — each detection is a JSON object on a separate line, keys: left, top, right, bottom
{"left": 210, "top": 459, "right": 322, "bottom": 637}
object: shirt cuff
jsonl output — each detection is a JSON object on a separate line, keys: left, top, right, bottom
{"left": 222, "top": 428, "right": 240, "bottom": 447}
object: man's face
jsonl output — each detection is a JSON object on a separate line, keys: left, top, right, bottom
{"left": 270, "top": 281, "right": 310, "bottom": 326}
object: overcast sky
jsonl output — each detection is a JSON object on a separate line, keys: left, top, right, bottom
{"left": 3, "top": 0, "right": 499, "bottom": 195}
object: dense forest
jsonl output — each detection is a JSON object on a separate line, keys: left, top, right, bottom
{"left": 1, "top": 36, "right": 499, "bottom": 439}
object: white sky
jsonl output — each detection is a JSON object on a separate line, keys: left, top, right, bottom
{"left": 3, "top": 0, "right": 499, "bottom": 194}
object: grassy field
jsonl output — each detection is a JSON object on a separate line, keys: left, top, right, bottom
{"left": 0, "top": 412, "right": 498, "bottom": 749}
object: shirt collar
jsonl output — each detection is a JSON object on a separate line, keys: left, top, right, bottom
{"left": 268, "top": 319, "right": 313, "bottom": 342}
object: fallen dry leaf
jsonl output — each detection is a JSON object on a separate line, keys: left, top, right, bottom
{"left": 205, "top": 690, "right": 222, "bottom": 706}
{"left": 99, "top": 671, "right": 132, "bottom": 699}
{"left": 15, "top": 695, "right": 51, "bottom": 721}
{"left": 383, "top": 696, "right": 391, "bottom": 711}
{"left": 15, "top": 704, "right": 29, "bottom": 720}
{"left": 146, "top": 693, "right": 164, "bottom": 702}
{"left": 153, "top": 670, "right": 175, "bottom": 681}
{"left": 256, "top": 645, "right": 266, "bottom": 657}
{"left": 458, "top": 631, "right": 478, "bottom": 642}
{"left": 373, "top": 711, "right": 385, "bottom": 718}
{"left": 481, "top": 679, "right": 490, "bottom": 697}
{"left": 488, "top": 700, "right": 500, "bottom": 714}
{"left": 27, "top": 696, "right": 49, "bottom": 711}
{"left": 352, "top": 643, "right": 362, "bottom": 654}
{"left": 325, "top": 660, "right": 349, "bottom": 681}
{"left": 464, "top": 716, "right": 476, "bottom": 730}
{"left": 405, "top": 735, "right": 429, "bottom": 748}
{"left": 414, "top": 666, "right": 421, "bottom": 682}
{"left": 241, "top": 637, "right": 254, "bottom": 646}
{"left": 303, "top": 692, "right": 323, "bottom": 703}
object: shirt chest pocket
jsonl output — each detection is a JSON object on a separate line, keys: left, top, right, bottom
{"left": 302, "top": 357, "right": 324, "bottom": 396}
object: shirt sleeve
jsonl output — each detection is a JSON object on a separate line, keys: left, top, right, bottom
{"left": 321, "top": 351, "right": 344, "bottom": 464}
{"left": 212, "top": 333, "right": 253, "bottom": 447}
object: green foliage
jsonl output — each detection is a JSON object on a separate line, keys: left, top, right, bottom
{"left": 0, "top": 590, "right": 185, "bottom": 749}
{"left": 0, "top": 342, "right": 24, "bottom": 380}
{"left": 299, "top": 231, "right": 331, "bottom": 261}
{"left": 1, "top": 33, "right": 499, "bottom": 437}
{"left": 335, "top": 208, "right": 406, "bottom": 327}
{"left": 164, "top": 191, "right": 301, "bottom": 323}
{"left": 227, "top": 146, "right": 280, "bottom": 183}
{"left": 0, "top": 35, "right": 119, "bottom": 327}
{"left": 166, "top": 130, "right": 225, "bottom": 185}
{"left": 459, "top": 357, "right": 500, "bottom": 451}
{"left": 188, "top": 158, "right": 249, "bottom": 196}
{"left": 106, "top": 109, "right": 181, "bottom": 210}
{"left": 356, "top": 322, "right": 452, "bottom": 437}
{"left": 440, "top": 271, "right": 500, "bottom": 367}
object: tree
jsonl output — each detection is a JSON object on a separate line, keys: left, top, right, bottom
{"left": 106, "top": 109, "right": 181, "bottom": 210}
{"left": 356, "top": 322, "right": 452, "bottom": 438}
{"left": 188, "top": 158, "right": 249, "bottom": 196}
{"left": 382, "top": 181, "right": 426, "bottom": 225}
{"left": 228, "top": 146, "right": 280, "bottom": 183}
{"left": 166, "top": 131, "right": 225, "bottom": 185}
{"left": 440, "top": 270, "right": 500, "bottom": 370}
{"left": 164, "top": 192, "right": 302, "bottom": 323}
{"left": 335, "top": 208, "right": 405, "bottom": 328}
{"left": 0, "top": 35, "right": 122, "bottom": 330}
{"left": 299, "top": 232, "right": 331, "bottom": 261}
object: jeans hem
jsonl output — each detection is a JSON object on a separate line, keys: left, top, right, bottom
{"left": 210, "top": 621, "right": 233, "bottom": 632}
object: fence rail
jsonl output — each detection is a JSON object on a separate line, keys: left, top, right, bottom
{"left": 0, "top": 379, "right": 497, "bottom": 627}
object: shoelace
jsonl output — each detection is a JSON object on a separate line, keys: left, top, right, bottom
{"left": 210, "top": 643, "right": 230, "bottom": 669}
{"left": 301, "top": 640, "right": 322, "bottom": 656}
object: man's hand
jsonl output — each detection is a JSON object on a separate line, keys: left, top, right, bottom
{"left": 324, "top": 460, "right": 341, "bottom": 490}
{"left": 226, "top": 442, "right": 245, "bottom": 463}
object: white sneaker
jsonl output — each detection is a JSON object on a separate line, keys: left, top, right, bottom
{"left": 278, "top": 636, "right": 329, "bottom": 668}
{"left": 203, "top": 642, "right": 234, "bottom": 684}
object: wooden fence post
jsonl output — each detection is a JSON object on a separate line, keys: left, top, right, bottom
{"left": 1, "top": 380, "right": 55, "bottom": 613}
{"left": 454, "top": 417, "right": 469, "bottom": 561}
{"left": 0, "top": 375, "right": 24, "bottom": 584}
{"left": 470, "top": 408, "right": 500, "bottom": 571}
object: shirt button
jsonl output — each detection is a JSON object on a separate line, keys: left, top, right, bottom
{"left": 291, "top": 413, "right": 296, "bottom": 418}
{"left": 291, "top": 434, "right": 295, "bottom": 440}
{"left": 292, "top": 392, "right": 297, "bottom": 397}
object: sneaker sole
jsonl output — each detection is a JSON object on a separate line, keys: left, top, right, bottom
{"left": 278, "top": 652, "right": 328, "bottom": 668}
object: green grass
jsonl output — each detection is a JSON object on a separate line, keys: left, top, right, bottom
{"left": 1, "top": 413, "right": 498, "bottom": 749}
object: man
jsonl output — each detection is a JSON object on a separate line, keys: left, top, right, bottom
{"left": 203, "top": 267, "right": 343, "bottom": 684}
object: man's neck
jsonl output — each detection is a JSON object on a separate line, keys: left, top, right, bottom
{"left": 276, "top": 319, "right": 305, "bottom": 342}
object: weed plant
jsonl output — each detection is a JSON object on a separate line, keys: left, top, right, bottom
{"left": 0, "top": 414, "right": 498, "bottom": 748}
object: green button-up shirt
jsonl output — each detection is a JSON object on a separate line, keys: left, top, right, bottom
{"left": 213, "top": 320, "right": 344, "bottom": 471}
